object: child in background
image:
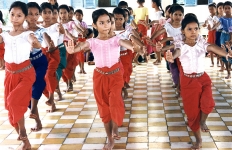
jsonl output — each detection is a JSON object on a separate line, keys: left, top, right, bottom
{"left": 161, "top": 14, "right": 232, "bottom": 150}
{"left": 127, "top": 7, "right": 134, "bottom": 24}
{"left": 52, "top": 5, "right": 59, "bottom": 24}
{"left": 69, "top": 6, "right": 74, "bottom": 21}
{"left": 202, "top": 3, "right": 217, "bottom": 67}
{"left": 118, "top": 1, "right": 128, "bottom": 9}
{"left": 75, "top": 9, "right": 88, "bottom": 74}
{"left": 0, "top": 10, "right": 5, "bottom": 69}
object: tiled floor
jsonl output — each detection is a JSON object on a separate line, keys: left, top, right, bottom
{"left": 0, "top": 57, "right": 232, "bottom": 150}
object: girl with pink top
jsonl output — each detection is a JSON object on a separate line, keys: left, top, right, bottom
{"left": 65, "top": 9, "right": 144, "bottom": 150}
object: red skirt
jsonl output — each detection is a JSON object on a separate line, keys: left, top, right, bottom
{"left": 0, "top": 42, "right": 5, "bottom": 59}
{"left": 207, "top": 30, "right": 216, "bottom": 44}
{"left": 93, "top": 62, "right": 125, "bottom": 126}
{"left": 180, "top": 72, "right": 215, "bottom": 132}
{"left": 120, "top": 50, "right": 132, "bottom": 83}
{"left": 151, "top": 24, "right": 164, "bottom": 52}
{"left": 42, "top": 47, "right": 60, "bottom": 97}
{"left": 76, "top": 37, "right": 86, "bottom": 63}
{"left": 4, "top": 60, "right": 35, "bottom": 127}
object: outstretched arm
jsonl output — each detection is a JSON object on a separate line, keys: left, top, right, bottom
{"left": 28, "top": 33, "right": 41, "bottom": 49}
{"left": 43, "top": 32, "right": 57, "bottom": 53}
{"left": 160, "top": 37, "right": 173, "bottom": 44}
{"left": 166, "top": 49, "right": 181, "bottom": 63}
{"left": 207, "top": 44, "right": 229, "bottom": 57}
{"left": 151, "top": 28, "right": 166, "bottom": 40}
{"left": 65, "top": 40, "right": 90, "bottom": 54}
{"left": 130, "top": 35, "right": 144, "bottom": 47}
{"left": 119, "top": 39, "right": 145, "bottom": 55}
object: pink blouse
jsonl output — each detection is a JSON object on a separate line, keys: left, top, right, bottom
{"left": 87, "top": 36, "right": 121, "bottom": 68}
{"left": 173, "top": 37, "right": 209, "bottom": 74}
{"left": 62, "top": 21, "right": 76, "bottom": 41}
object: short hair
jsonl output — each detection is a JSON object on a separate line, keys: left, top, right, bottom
{"left": 27, "top": 2, "right": 41, "bottom": 13}
{"left": 75, "top": 9, "right": 83, "bottom": 16}
{"left": 9, "top": 1, "right": 28, "bottom": 16}
{"left": 137, "top": 0, "right": 145, "bottom": 4}
{"left": 52, "top": 5, "right": 58, "bottom": 12}
{"left": 69, "top": 6, "right": 74, "bottom": 12}
{"left": 58, "top": 4, "right": 70, "bottom": 13}
{"left": 118, "top": 1, "right": 128, "bottom": 8}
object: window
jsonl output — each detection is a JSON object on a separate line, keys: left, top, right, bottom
{"left": 0, "top": 0, "right": 28, "bottom": 9}
{"left": 98, "top": 0, "right": 119, "bottom": 7}
{"left": 174, "top": 0, "right": 213, "bottom": 5}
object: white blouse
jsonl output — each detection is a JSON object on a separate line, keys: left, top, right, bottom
{"left": 1, "top": 31, "right": 33, "bottom": 64}
{"left": 164, "top": 22, "right": 181, "bottom": 38}
{"left": 174, "top": 37, "right": 209, "bottom": 74}
{"left": 42, "top": 23, "right": 60, "bottom": 47}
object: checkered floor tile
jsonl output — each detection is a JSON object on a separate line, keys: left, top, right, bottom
{"left": 0, "top": 57, "right": 231, "bottom": 150}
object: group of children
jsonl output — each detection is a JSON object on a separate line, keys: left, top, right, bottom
{"left": 0, "top": 0, "right": 232, "bottom": 150}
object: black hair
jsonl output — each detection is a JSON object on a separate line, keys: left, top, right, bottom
{"left": 118, "top": 1, "right": 128, "bottom": 8}
{"left": 181, "top": 13, "right": 199, "bottom": 30}
{"left": 123, "top": 8, "right": 130, "bottom": 16}
{"left": 223, "top": 1, "right": 232, "bottom": 8}
{"left": 169, "top": 4, "right": 184, "bottom": 14}
{"left": 165, "top": 5, "right": 171, "bottom": 12}
{"left": 208, "top": 2, "right": 216, "bottom": 8}
{"left": 109, "top": 13, "right": 114, "bottom": 19}
{"left": 40, "top": 2, "right": 53, "bottom": 12}
{"left": 52, "top": 5, "right": 58, "bottom": 12}
{"left": 86, "top": 28, "right": 93, "bottom": 37}
{"left": 113, "top": 7, "right": 126, "bottom": 18}
{"left": 128, "top": 7, "right": 133, "bottom": 11}
{"left": 58, "top": 4, "right": 70, "bottom": 13}
{"left": 69, "top": 6, "right": 74, "bottom": 12}
{"left": 9, "top": 1, "right": 28, "bottom": 16}
{"left": 27, "top": 2, "right": 41, "bottom": 13}
{"left": 0, "top": 11, "right": 5, "bottom": 25}
{"left": 75, "top": 9, "right": 83, "bottom": 16}
{"left": 137, "top": 0, "right": 145, "bottom": 4}
{"left": 152, "top": 0, "right": 164, "bottom": 17}
{"left": 92, "top": 9, "right": 110, "bottom": 24}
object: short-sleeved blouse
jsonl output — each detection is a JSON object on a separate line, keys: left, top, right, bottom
{"left": 87, "top": 36, "right": 121, "bottom": 68}
{"left": 173, "top": 37, "right": 209, "bottom": 74}
{"left": 1, "top": 31, "right": 33, "bottom": 64}
{"left": 219, "top": 17, "right": 232, "bottom": 32}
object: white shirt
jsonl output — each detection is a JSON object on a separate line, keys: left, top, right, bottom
{"left": 213, "top": 16, "right": 223, "bottom": 31}
{"left": 206, "top": 15, "right": 215, "bottom": 28}
{"left": 116, "top": 29, "right": 132, "bottom": 51}
{"left": 1, "top": 31, "right": 33, "bottom": 64}
{"left": 164, "top": 22, "right": 181, "bottom": 38}
{"left": 173, "top": 37, "right": 209, "bottom": 74}
{"left": 42, "top": 23, "right": 60, "bottom": 47}
{"left": 150, "top": 11, "right": 163, "bottom": 21}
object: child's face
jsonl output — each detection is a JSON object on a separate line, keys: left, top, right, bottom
{"left": 27, "top": 7, "right": 40, "bottom": 24}
{"left": 151, "top": 1, "right": 157, "bottom": 8}
{"left": 208, "top": 6, "right": 216, "bottom": 15}
{"left": 75, "top": 12, "right": 83, "bottom": 21}
{"left": 129, "top": 9, "right": 133, "bottom": 15}
{"left": 182, "top": 22, "right": 199, "bottom": 40}
{"left": 10, "top": 7, "right": 26, "bottom": 26}
{"left": 217, "top": 6, "right": 224, "bottom": 15}
{"left": 165, "top": 11, "right": 170, "bottom": 18}
{"left": 93, "top": 14, "right": 111, "bottom": 35}
{"left": 114, "top": 14, "right": 125, "bottom": 29}
{"left": 69, "top": 10, "right": 74, "bottom": 20}
{"left": 171, "top": 10, "right": 183, "bottom": 23}
{"left": 52, "top": 9, "right": 58, "bottom": 23}
{"left": 224, "top": 5, "right": 232, "bottom": 15}
{"left": 41, "top": 8, "right": 53, "bottom": 22}
{"left": 110, "top": 17, "right": 116, "bottom": 32}
{"left": 59, "top": 8, "right": 69, "bottom": 21}
{"left": 124, "top": 11, "right": 129, "bottom": 22}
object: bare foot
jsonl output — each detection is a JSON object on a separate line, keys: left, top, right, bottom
{"left": 102, "top": 137, "right": 114, "bottom": 150}
{"left": 125, "top": 83, "right": 130, "bottom": 88}
{"left": 200, "top": 123, "right": 210, "bottom": 132}
{"left": 134, "top": 60, "right": 141, "bottom": 65}
{"left": 112, "top": 133, "right": 121, "bottom": 140}
{"left": 64, "top": 83, "right": 73, "bottom": 92}
{"left": 29, "top": 114, "right": 37, "bottom": 119}
{"left": 78, "top": 70, "right": 83, "bottom": 74}
{"left": 18, "top": 139, "right": 31, "bottom": 150}
{"left": 31, "top": 121, "right": 42, "bottom": 132}
{"left": 225, "top": 74, "right": 231, "bottom": 79}
{"left": 153, "top": 60, "right": 161, "bottom": 65}
{"left": 191, "top": 142, "right": 202, "bottom": 150}
{"left": 46, "top": 103, "right": 56, "bottom": 113}
{"left": 18, "top": 129, "right": 27, "bottom": 141}
{"left": 210, "top": 64, "right": 214, "bottom": 67}
{"left": 45, "top": 97, "right": 54, "bottom": 106}
{"left": 55, "top": 89, "right": 62, "bottom": 100}
{"left": 82, "top": 70, "right": 86, "bottom": 74}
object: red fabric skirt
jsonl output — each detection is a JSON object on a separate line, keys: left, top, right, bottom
{"left": 93, "top": 62, "right": 125, "bottom": 126}
{"left": 4, "top": 60, "right": 35, "bottom": 127}
{"left": 42, "top": 47, "right": 60, "bottom": 97}
{"left": 120, "top": 50, "right": 132, "bottom": 83}
{"left": 76, "top": 37, "right": 86, "bottom": 63}
{"left": 207, "top": 30, "right": 216, "bottom": 44}
{"left": 180, "top": 72, "right": 215, "bottom": 132}
{"left": 0, "top": 42, "right": 5, "bottom": 59}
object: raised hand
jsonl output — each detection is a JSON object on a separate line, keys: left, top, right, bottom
{"left": 64, "top": 40, "right": 75, "bottom": 54}
{"left": 58, "top": 23, "right": 65, "bottom": 34}
{"left": 47, "top": 40, "right": 57, "bottom": 53}
{"left": 29, "top": 33, "right": 41, "bottom": 49}
{"left": 166, "top": 50, "right": 174, "bottom": 63}
{"left": 155, "top": 41, "right": 163, "bottom": 52}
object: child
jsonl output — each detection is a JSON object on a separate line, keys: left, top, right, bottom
{"left": 212, "top": 2, "right": 224, "bottom": 70}
{"left": 65, "top": 9, "right": 144, "bottom": 150}
{"left": 149, "top": 4, "right": 184, "bottom": 93}
{"left": 127, "top": 7, "right": 134, "bottom": 24}
{"left": 117, "top": 1, "right": 128, "bottom": 9}
{"left": 40, "top": 2, "right": 63, "bottom": 112}
{"left": 202, "top": 3, "right": 217, "bottom": 67}
{"left": 52, "top": 5, "right": 59, "bottom": 24}
{"left": 0, "top": 1, "right": 41, "bottom": 149}
{"left": 69, "top": 6, "right": 74, "bottom": 21}
{"left": 213, "top": 1, "right": 232, "bottom": 79}
{"left": 158, "top": 14, "right": 232, "bottom": 150}
{"left": 26, "top": 2, "right": 49, "bottom": 132}
{"left": 74, "top": 9, "right": 88, "bottom": 74}
{"left": 0, "top": 10, "right": 5, "bottom": 69}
